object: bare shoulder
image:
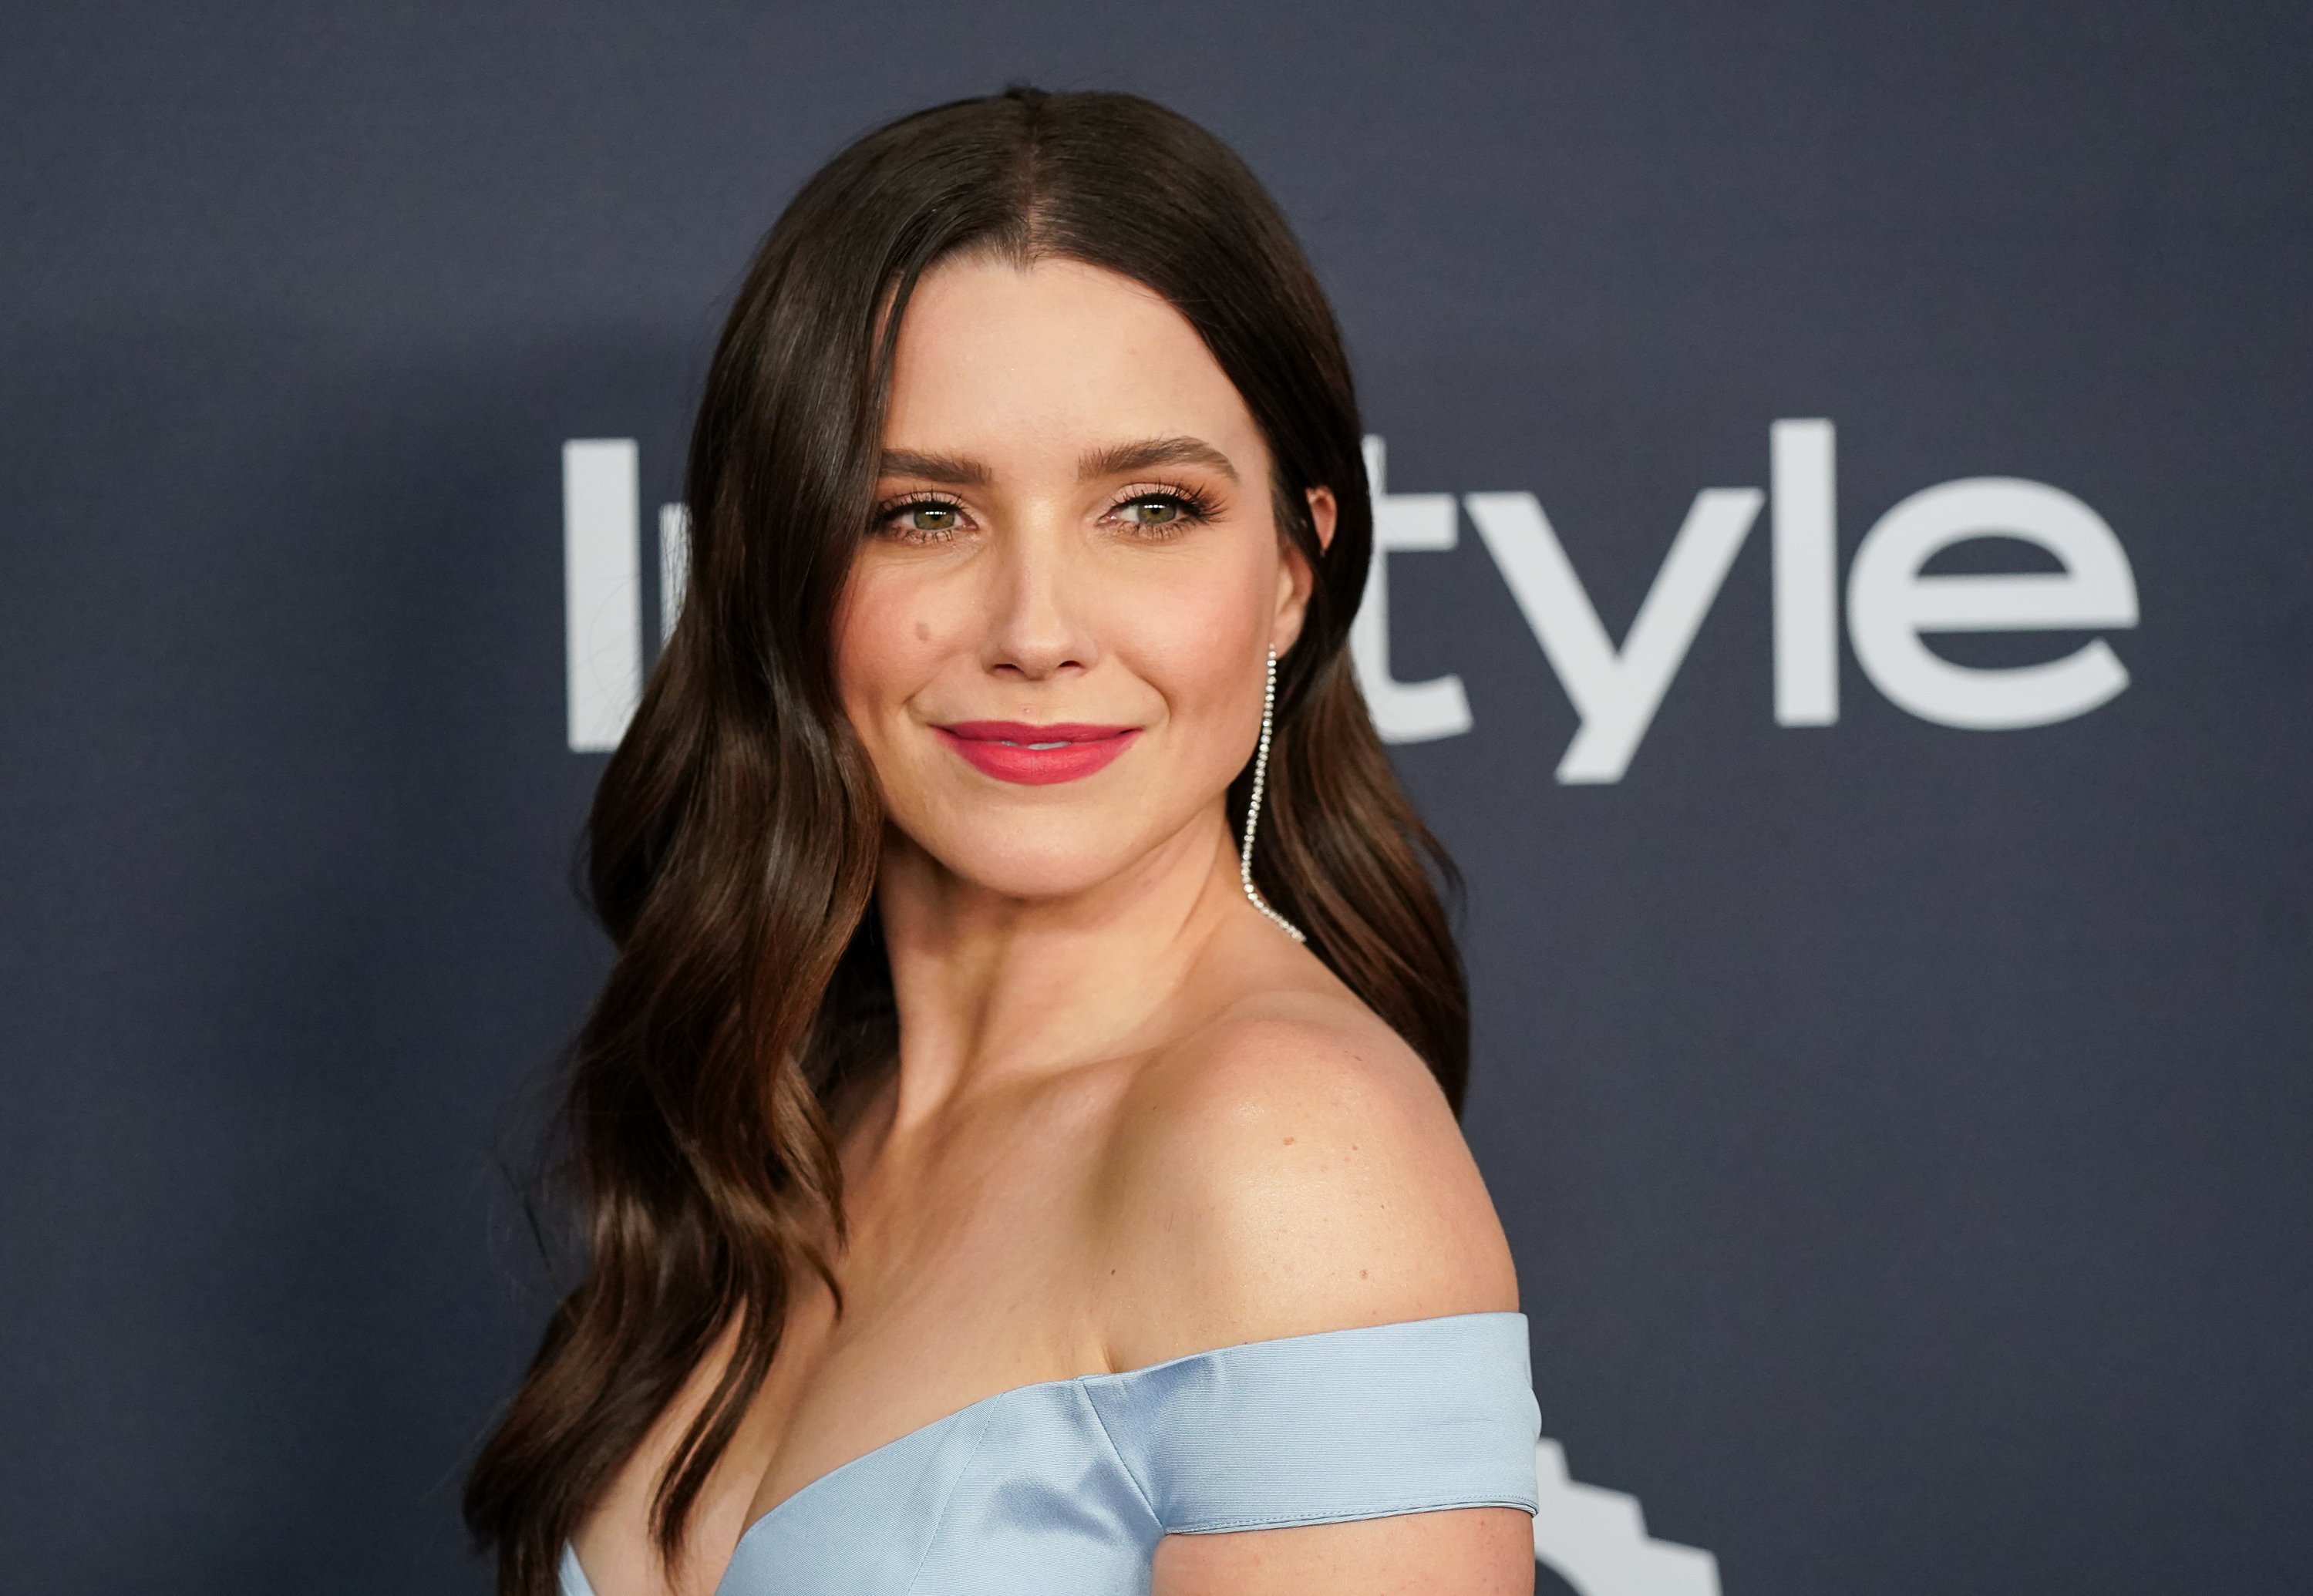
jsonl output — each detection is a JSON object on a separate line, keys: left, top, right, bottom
{"left": 1092, "top": 993, "right": 1518, "bottom": 1369}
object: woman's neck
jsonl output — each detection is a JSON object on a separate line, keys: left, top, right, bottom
{"left": 873, "top": 805, "right": 1254, "bottom": 1129}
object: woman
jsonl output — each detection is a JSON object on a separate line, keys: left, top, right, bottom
{"left": 467, "top": 86, "right": 1539, "bottom": 1596}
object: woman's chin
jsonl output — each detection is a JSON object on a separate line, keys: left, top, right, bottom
{"left": 907, "top": 827, "right": 1176, "bottom": 909}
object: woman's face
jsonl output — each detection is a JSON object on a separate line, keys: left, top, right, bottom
{"left": 835, "top": 254, "right": 1332, "bottom": 902}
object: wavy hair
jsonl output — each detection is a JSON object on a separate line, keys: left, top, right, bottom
{"left": 464, "top": 86, "right": 1468, "bottom": 1595}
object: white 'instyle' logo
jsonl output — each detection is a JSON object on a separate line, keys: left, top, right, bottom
{"left": 1534, "top": 1439, "right": 1719, "bottom": 1596}
{"left": 564, "top": 423, "right": 2140, "bottom": 779}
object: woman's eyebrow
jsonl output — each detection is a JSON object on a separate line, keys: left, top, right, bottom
{"left": 1078, "top": 436, "right": 1239, "bottom": 483}
{"left": 877, "top": 448, "right": 992, "bottom": 486}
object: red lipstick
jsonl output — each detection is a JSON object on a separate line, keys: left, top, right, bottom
{"left": 935, "top": 721, "right": 1140, "bottom": 785}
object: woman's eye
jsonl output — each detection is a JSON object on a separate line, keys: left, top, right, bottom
{"left": 887, "top": 500, "right": 962, "bottom": 537}
{"left": 1119, "top": 495, "right": 1189, "bottom": 529}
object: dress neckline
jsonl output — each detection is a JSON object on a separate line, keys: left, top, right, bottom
{"left": 564, "top": 1305, "right": 1536, "bottom": 1591}
{"left": 569, "top": 1310, "right": 1527, "bottom": 1594}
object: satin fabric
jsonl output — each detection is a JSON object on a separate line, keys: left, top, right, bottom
{"left": 561, "top": 1311, "right": 1539, "bottom": 1596}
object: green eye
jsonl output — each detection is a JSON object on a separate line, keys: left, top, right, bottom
{"left": 903, "top": 502, "right": 959, "bottom": 533}
{"left": 1123, "top": 497, "right": 1182, "bottom": 526}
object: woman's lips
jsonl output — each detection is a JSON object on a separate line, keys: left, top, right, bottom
{"left": 935, "top": 721, "right": 1141, "bottom": 786}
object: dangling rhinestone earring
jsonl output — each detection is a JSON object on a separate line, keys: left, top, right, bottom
{"left": 1241, "top": 645, "right": 1307, "bottom": 943}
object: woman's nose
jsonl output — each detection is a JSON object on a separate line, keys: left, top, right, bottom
{"left": 982, "top": 525, "right": 1097, "bottom": 680}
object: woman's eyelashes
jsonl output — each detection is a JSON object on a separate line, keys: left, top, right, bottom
{"left": 870, "top": 482, "right": 1222, "bottom": 544}
{"left": 875, "top": 493, "right": 973, "bottom": 544}
{"left": 1103, "top": 482, "right": 1220, "bottom": 538}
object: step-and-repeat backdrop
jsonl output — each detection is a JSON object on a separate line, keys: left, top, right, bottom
{"left": 5, "top": 4, "right": 2307, "bottom": 1592}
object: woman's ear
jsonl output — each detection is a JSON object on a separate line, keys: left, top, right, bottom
{"left": 1307, "top": 485, "right": 1337, "bottom": 552}
{"left": 1272, "top": 487, "right": 1337, "bottom": 655}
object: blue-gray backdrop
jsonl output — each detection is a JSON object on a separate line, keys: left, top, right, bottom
{"left": 4, "top": 3, "right": 2308, "bottom": 1593}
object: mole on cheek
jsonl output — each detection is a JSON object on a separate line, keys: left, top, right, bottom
{"left": 914, "top": 620, "right": 931, "bottom": 642}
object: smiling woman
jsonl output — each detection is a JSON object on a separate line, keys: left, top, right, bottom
{"left": 465, "top": 87, "right": 1539, "bottom": 1596}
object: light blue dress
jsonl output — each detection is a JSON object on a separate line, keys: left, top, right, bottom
{"left": 561, "top": 1311, "right": 1538, "bottom": 1595}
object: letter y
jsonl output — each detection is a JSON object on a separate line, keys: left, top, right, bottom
{"left": 1466, "top": 487, "right": 1763, "bottom": 783}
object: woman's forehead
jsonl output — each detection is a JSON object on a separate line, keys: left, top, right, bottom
{"left": 881, "top": 256, "right": 1265, "bottom": 475}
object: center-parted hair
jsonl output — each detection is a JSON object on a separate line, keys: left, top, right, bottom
{"left": 464, "top": 86, "right": 1469, "bottom": 1595}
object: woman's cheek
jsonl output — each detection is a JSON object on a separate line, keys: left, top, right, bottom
{"left": 1113, "top": 573, "right": 1271, "bottom": 739}
{"left": 835, "top": 574, "right": 934, "bottom": 753}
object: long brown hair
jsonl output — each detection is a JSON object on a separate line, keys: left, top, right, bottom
{"left": 464, "top": 86, "right": 1468, "bottom": 1594}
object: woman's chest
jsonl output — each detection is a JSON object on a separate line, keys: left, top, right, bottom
{"left": 736, "top": 1172, "right": 1116, "bottom": 1525}
{"left": 576, "top": 1084, "right": 1135, "bottom": 1594}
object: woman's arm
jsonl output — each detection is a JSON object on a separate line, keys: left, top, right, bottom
{"left": 1096, "top": 1008, "right": 1533, "bottom": 1595}
{"left": 1154, "top": 1509, "right": 1536, "bottom": 1596}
